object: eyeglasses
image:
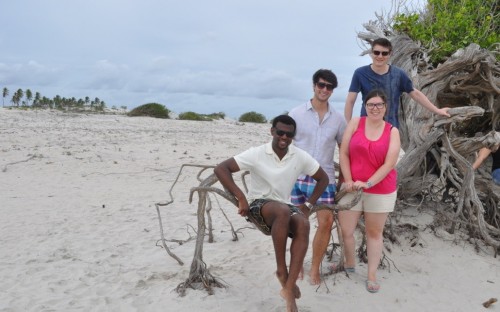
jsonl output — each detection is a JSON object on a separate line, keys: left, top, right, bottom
{"left": 275, "top": 128, "right": 295, "bottom": 138}
{"left": 316, "top": 82, "right": 334, "bottom": 91}
{"left": 372, "top": 50, "right": 390, "bottom": 56}
{"left": 366, "top": 102, "right": 386, "bottom": 109}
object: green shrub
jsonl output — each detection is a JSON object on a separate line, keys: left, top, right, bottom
{"left": 178, "top": 111, "right": 212, "bottom": 121}
{"left": 238, "top": 111, "right": 267, "bottom": 123}
{"left": 393, "top": 0, "right": 499, "bottom": 65}
{"left": 127, "top": 103, "right": 170, "bottom": 118}
{"left": 206, "top": 112, "right": 226, "bottom": 120}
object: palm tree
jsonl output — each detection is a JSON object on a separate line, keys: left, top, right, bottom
{"left": 54, "top": 94, "right": 62, "bottom": 109}
{"left": 15, "top": 89, "right": 23, "bottom": 107}
{"left": 93, "top": 97, "right": 100, "bottom": 111}
{"left": 25, "top": 89, "right": 33, "bottom": 106}
{"left": 77, "top": 99, "right": 84, "bottom": 108}
{"left": 41, "top": 96, "right": 53, "bottom": 109}
{"left": 11, "top": 93, "right": 19, "bottom": 107}
{"left": 33, "top": 92, "right": 41, "bottom": 108}
{"left": 11, "top": 89, "right": 23, "bottom": 107}
{"left": 2, "top": 87, "right": 8, "bottom": 107}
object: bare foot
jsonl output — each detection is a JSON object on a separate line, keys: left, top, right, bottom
{"left": 280, "top": 288, "right": 299, "bottom": 312}
{"left": 309, "top": 268, "right": 321, "bottom": 285}
{"left": 293, "top": 285, "right": 301, "bottom": 299}
{"left": 275, "top": 272, "right": 301, "bottom": 299}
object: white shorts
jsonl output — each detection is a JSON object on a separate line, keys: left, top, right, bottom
{"left": 338, "top": 190, "right": 397, "bottom": 213}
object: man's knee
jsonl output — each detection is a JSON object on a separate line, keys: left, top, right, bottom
{"left": 291, "top": 215, "right": 310, "bottom": 237}
{"left": 298, "top": 221, "right": 310, "bottom": 240}
{"left": 317, "top": 210, "right": 334, "bottom": 228}
{"left": 301, "top": 217, "right": 311, "bottom": 232}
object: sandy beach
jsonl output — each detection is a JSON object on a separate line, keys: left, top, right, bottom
{"left": 1, "top": 108, "right": 499, "bottom": 312}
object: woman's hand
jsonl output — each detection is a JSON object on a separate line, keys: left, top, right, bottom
{"left": 353, "top": 181, "right": 369, "bottom": 190}
{"left": 343, "top": 180, "right": 355, "bottom": 192}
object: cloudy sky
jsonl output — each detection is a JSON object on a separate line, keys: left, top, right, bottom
{"left": 0, "top": 0, "right": 420, "bottom": 119}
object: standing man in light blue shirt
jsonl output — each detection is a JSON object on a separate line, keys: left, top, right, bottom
{"left": 289, "top": 69, "right": 347, "bottom": 285}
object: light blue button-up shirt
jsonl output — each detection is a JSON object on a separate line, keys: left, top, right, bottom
{"left": 288, "top": 101, "right": 347, "bottom": 183}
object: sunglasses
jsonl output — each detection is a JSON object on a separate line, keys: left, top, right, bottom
{"left": 316, "top": 82, "right": 334, "bottom": 91}
{"left": 366, "top": 102, "right": 386, "bottom": 109}
{"left": 372, "top": 50, "right": 390, "bottom": 56}
{"left": 275, "top": 128, "right": 295, "bottom": 138}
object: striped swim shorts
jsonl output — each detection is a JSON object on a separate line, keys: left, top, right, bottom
{"left": 291, "top": 175, "right": 336, "bottom": 206}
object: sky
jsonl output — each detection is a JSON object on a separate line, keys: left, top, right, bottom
{"left": 0, "top": 0, "right": 420, "bottom": 119}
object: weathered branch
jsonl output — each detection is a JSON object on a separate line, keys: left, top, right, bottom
{"left": 358, "top": 21, "right": 500, "bottom": 254}
{"left": 157, "top": 163, "right": 364, "bottom": 295}
{"left": 155, "top": 204, "right": 184, "bottom": 266}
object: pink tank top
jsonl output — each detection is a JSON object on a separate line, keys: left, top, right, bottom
{"left": 349, "top": 117, "right": 397, "bottom": 194}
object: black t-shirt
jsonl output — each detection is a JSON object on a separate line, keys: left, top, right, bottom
{"left": 492, "top": 149, "right": 500, "bottom": 171}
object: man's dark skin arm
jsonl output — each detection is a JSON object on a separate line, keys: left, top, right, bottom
{"left": 214, "top": 158, "right": 249, "bottom": 217}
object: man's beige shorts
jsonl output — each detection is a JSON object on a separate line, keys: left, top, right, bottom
{"left": 338, "top": 190, "right": 397, "bottom": 213}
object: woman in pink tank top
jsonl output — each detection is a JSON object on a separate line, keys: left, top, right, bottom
{"left": 337, "top": 89, "right": 401, "bottom": 293}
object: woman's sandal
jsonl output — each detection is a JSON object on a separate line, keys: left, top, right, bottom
{"left": 366, "top": 280, "right": 380, "bottom": 293}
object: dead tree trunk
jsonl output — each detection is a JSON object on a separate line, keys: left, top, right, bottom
{"left": 357, "top": 19, "right": 500, "bottom": 253}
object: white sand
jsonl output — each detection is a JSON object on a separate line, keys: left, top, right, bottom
{"left": 1, "top": 109, "right": 498, "bottom": 312}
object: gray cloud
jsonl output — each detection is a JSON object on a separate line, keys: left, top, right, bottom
{"left": 0, "top": 0, "right": 414, "bottom": 118}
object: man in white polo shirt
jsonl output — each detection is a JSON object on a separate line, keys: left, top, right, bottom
{"left": 214, "top": 114, "right": 329, "bottom": 312}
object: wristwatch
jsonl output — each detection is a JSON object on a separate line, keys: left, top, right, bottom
{"left": 304, "top": 201, "right": 314, "bottom": 210}
{"left": 366, "top": 181, "right": 373, "bottom": 188}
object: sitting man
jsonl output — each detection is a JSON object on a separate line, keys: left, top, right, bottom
{"left": 214, "top": 114, "right": 329, "bottom": 312}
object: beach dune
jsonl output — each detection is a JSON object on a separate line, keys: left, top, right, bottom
{"left": 0, "top": 109, "right": 498, "bottom": 312}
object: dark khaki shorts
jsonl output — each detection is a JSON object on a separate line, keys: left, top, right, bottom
{"left": 246, "top": 199, "right": 302, "bottom": 237}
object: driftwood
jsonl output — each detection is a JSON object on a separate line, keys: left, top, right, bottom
{"left": 357, "top": 17, "right": 500, "bottom": 252}
{"left": 156, "top": 164, "right": 361, "bottom": 296}
{"left": 155, "top": 164, "right": 231, "bottom": 296}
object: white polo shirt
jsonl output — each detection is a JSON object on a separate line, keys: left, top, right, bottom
{"left": 234, "top": 142, "right": 320, "bottom": 204}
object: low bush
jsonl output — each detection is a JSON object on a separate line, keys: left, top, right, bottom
{"left": 127, "top": 103, "right": 170, "bottom": 118}
{"left": 206, "top": 112, "right": 226, "bottom": 120}
{"left": 238, "top": 111, "right": 267, "bottom": 123}
{"left": 178, "top": 111, "right": 212, "bottom": 121}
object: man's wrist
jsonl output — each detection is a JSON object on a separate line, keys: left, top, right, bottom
{"left": 304, "top": 201, "right": 314, "bottom": 210}
{"left": 366, "top": 181, "right": 373, "bottom": 188}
